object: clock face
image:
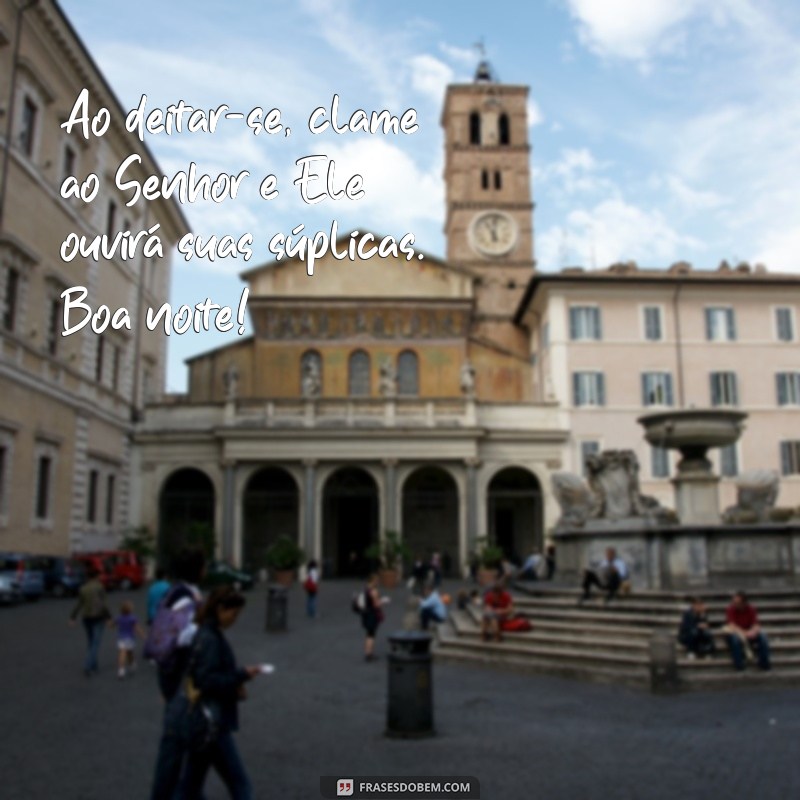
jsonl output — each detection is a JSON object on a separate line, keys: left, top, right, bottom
{"left": 469, "top": 211, "right": 517, "bottom": 257}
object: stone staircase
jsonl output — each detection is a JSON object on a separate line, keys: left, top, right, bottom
{"left": 434, "top": 583, "right": 800, "bottom": 691}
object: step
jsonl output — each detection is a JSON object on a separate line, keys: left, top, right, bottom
{"left": 511, "top": 595, "right": 800, "bottom": 614}
{"left": 512, "top": 583, "right": 800, "bottom": 602}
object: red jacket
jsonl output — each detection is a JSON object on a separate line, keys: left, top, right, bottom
{"left": 726, "top": 603, "right": 758, "bottom": 630}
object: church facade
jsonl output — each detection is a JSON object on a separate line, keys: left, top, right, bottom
{"left": 134, "top": 67, "right": 569, "bottom": 575}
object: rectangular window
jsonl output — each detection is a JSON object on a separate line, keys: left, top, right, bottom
{"left": 46, "top": 297, "right": 61, "bottom": 356}
{"left": 776, "top": 372, "right": 800, "bottom": 406}
{"left": 651, "top": 446, "right": 670, "bottom": 479}
{"left": 62, "top": 144, "right": 76, "bottom": 184}
{"left": 720, "top": 444, "right": 738, "bottom": 477}
{"left": 95, "top": 336, "right": 105, "bottom": 384}
{"left": 573, "top": 372, "right": 606, "bottom": 407}
{"left": 710, "top": 371, "right": 738, "bottom": 406}
{"left": 20, "top": 97, "right": 37, "bottom": 157}
{"left": 3, "top": 268, "right": 19, "bottom": 332}
{"left": 106, "top": 474, "right": 115, "bottom": 525}
{"left": 776, "top": 307, "right": 795, "bottom": 342}
{"left": 106, "top": 200, "right": 117, "bottom": 238}
{"left": 569, "top": 306, "right": 602, "bottom": 341}
{"left": 705, "top": 307, "right": 736, "bottom": 341}
{"left": 580, "top": 440, "right": 600, "bottom": 476}
{"left": 111, "top": 345, "right": 121, "bottom": 392}
{"left": 35, "top": 455, "right": 51, "bottom": 520}
{"left": 641, "top": 372, "right": 674, "bottom": 406}
{"left": 0, "top": 445, "right": 6, "bottom": 516}
{"left": 87, "top": 469, "right": 99, "bottom": 523}
{"left": 780, "top": 441, "right": 800, "bottom": 476}
{"left": 643, "top": 306, "right": 663, "bottom": 341}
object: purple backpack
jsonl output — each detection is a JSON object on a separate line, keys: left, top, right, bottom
{"left": 143, "top": 586, "right": 198, "bottom": 666}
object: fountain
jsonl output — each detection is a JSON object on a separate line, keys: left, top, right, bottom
{"left": 637, "top": 408, "right": 747, "bottom": 525}
{"left": 551, "top": 409, "right": 800, "bottom": 590}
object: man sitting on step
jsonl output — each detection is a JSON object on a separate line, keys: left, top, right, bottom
{"left": 481, "top": 582, "right": 514, "bottom": 642}
{"left": 578, "top": 547, "right": 629, "bottom": 605}
{"left": 724, "top": 591, "right": 771, "bottom": 672}
{"left": 418, "top": 584, "right": 447, "bottom": 630}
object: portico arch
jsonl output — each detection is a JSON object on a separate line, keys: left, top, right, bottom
{"left": 322, "top": 467, "right": 379, "bottom": 576}
{"left": 242, "top": 467, "right": 299, "bottom": 573}
{"left": 486, "top": 467, "right": 543, "bottom": 562}
{"left": 401, "top": 466, "right": 459, "bottom": 577}
{"left": 158, "top": 468, "right": 215, "bottom": 563}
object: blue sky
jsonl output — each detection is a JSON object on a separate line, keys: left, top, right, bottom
{"left": 58, "top": 0, "right": 800, "bottom": 390}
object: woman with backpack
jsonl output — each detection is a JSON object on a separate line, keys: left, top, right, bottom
{"left": 303, "top": 559, "right": 319, "bottom": 618}
{"left": 360, "top": 573, "right": 389, "bottom": 662}
{"left": 181, "top": 586, "right": 263, "bottom": 799}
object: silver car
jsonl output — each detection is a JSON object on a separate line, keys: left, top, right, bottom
{"left": 0, "top": 574, "right": 21, "bottom": 605}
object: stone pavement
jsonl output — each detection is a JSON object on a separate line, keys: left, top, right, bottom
{"left": 0, "top": 580, "right": 799, "bottom": 800}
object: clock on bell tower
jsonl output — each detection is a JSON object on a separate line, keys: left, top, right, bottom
{"left": 441, "top": 60, "right": 535, "bottom": 328}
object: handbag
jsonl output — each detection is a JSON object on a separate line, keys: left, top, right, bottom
{"left": 185, "top": 675, "right": 220, "bottom": 753}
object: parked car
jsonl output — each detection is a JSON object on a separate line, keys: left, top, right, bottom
{"left": 88, "top": 550, "right": 145, "bottom": 590}
{"left": 204, "top": 561, "right": 254, "bottom": 591}
{"left": 0, "top": 574, "right": 22, "bottom": 605}
{"left": 31, "top": 556, "right": 86, "bottom": 597}
{"left": 0, "top": 554, "right": 45, "bottom": 600}
{"left": 73, "top": 554, "right": 117, "bottom": 591}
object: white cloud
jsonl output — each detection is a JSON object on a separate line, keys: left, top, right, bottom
{"left": 409, "top": 55, "right": 455, "bottom": 106}
{"left": 755, "top": 227, "right": 800, "bottom": 274}
{"left": 321, "top": 138, "right": 443, "bottom": 234}
{"left": 564, "top": 0, "right": 702, "bottom": 61}
{"left": 527, "top": 99, "right": 544, "bottom": 128}
{"left": 438, "top": 42, "right": 477, "bottom": 67}
{"left": 536, "top": 147, "right": 613, "bottom": 197}
{"left": 664, "top": 175, "right": 726, "bottom": 212}
{"left": 538, "top": 197, "right": 701, "bottom": 269}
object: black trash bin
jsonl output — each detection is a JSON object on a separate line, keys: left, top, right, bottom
{"left": 265, "top": 585, "right": 288, "bottom": 632}
{"left": 386, "top": 631, "right": 434, "bottom": 738}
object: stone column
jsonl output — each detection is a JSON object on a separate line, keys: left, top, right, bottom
{"left": 465, "top": 458, "right": 480, "bottom": 557}
{"left": 384, "top": 459, "right": 398, "bottom": 532}
{"left": 303, "top": 459, "right": 317, "bottom": 558}
{"left": 222, "top": 461, "right": 236, "bottom": 563}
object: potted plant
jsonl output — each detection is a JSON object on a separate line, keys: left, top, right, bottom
{"left": 264, "top": 535, "right": 305, "bottom": 587}
{"left": 364, "top": 530, "right": 410, "bottom": 589}
{"left": 475, "top": 537, "right": 504, "bottom": 587}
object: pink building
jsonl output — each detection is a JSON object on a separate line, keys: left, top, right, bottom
{"left": 516, "top": 261, "right": 800, "bottom": 513}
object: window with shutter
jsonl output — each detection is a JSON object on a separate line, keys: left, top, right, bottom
{"left": 720, "top": 445, "right": 738, "bottom": 477}
{"left": 643, "top": 307, "right": 662, "bottom": 341}
{"left": 651, "top": 447, "right": 669, "bottom": 478}
{"left": 777, "top": 373, "right": 800, "bottom": 406}
{"left": 776, "top": 308, "right": 794, "bottom": 342}
{"left": 780, "top": 441, "right": 800, "bottom": 475}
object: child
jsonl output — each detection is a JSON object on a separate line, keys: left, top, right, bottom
{"left": 111, "top": 601, "right": 145, "bottom": 679}
{"left": 303, "top": 560, "right": 320, "bottom": 618}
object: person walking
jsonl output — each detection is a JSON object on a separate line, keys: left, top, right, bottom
{"left": 149, "top": 547, "right": 206, "bottom": 800}
{"left": 303, "top": 560, "right": 319, "bottom": 618}
{"left": 69, "top": 565, "right": 111, "bottom": 677}
{"left": 147, "top": 567, "right": 171, "bottom": 625}
{"left": 180, "top": 587, "right": 263, "bottom": 799}
{"left": 360, "top": 573, "right": 389, "bottom": 662}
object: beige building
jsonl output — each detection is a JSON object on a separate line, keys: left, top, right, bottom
{"left": 0, "top": 0, "right": 185, "bottom": 555}
{"left": 516, "top": 263, "right": 800, "bottom": 511}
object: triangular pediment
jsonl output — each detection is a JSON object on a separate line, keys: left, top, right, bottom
{"left": 241, "top": 230, "right": 475, "bottom": 300}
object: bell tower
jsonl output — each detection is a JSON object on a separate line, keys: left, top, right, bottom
{"left": 442, "top": 61, "right": 535, "bottom": 334}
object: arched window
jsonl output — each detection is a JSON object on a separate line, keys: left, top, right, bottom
{"left": 481, "top": 169, "right": 489, "bottom": 190}
{"left": 494, "top": 170, "right": 502, "bottom": 190}
{"left": 469, "top": 112, "right": 481, "bottom": 145}
{"left": 300, "top": 349, "right": 322, "bottom": 396}
{"left": 397, "top": 350, "right": 419, "bottom": 396}
{"left": 348, "top": 350, "right": 371, "bottom": 396}
{"left": 499, "top": 113, "right": 510, "bottom": 145}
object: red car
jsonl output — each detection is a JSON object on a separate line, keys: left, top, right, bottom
{"left": 90, "top": 550, "right": 145, "bottom": 590}
{"left": 74, "top": 554, "right": 118, "bottom": 591}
